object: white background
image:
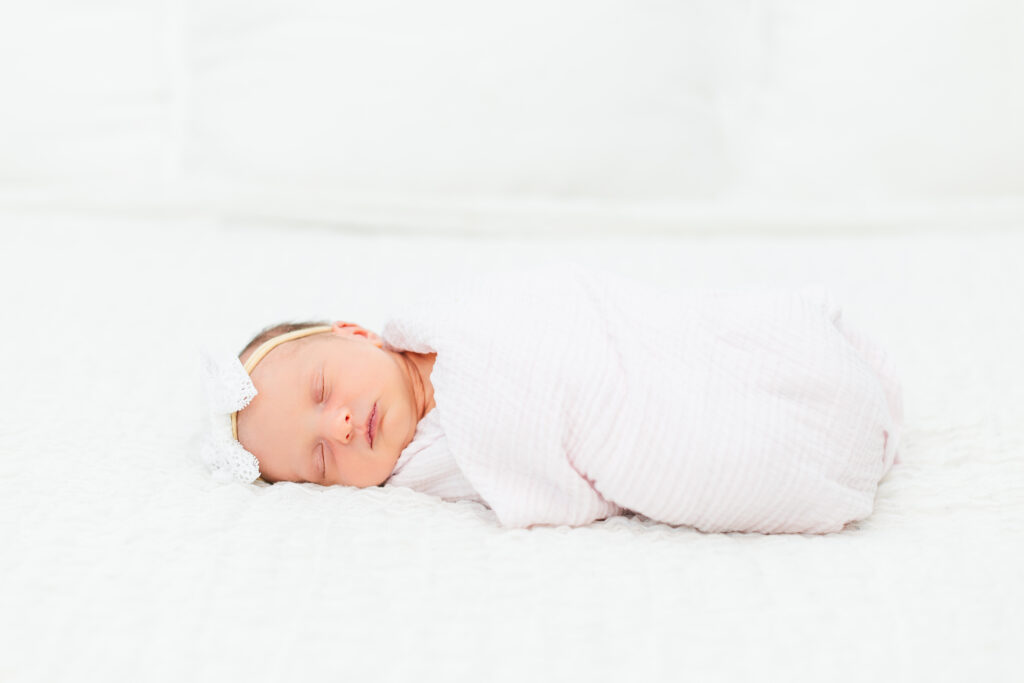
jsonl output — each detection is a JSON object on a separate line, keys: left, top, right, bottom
{"left": 1, "top": 3, "right": 1022, "bottom": 682}
{"left": 1, "top": 0, "right": 1022, "bottom": 234}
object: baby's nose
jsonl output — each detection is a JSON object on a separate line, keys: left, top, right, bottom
{"left": 333, "top": 407, "right": 354, "bottom": 444}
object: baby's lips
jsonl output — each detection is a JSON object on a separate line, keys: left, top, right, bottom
{"left": 367, "top": 401, "right": 377, "bottom": 448}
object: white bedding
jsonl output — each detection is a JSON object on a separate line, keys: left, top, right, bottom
{"left": 1, "top": 211, "right": 1021, "bottom": 682}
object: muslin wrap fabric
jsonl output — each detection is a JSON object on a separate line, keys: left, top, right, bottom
{"left": 381, "top": 264, "right": 902, "bottom": 533}
{"left": 385, "top": 407, "right": 487, "bottom": 506}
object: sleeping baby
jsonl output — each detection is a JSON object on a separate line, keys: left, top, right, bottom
{"left": 200, "top": 264, "right": 903, "bottom": 533}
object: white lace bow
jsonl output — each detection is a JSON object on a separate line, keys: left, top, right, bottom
{"left": 198, "top": 348, "right": 262, "bottom": 484}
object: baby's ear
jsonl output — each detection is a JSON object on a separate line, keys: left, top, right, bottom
{"left": 331, "top": 321, "right": 383, "bottom": 348}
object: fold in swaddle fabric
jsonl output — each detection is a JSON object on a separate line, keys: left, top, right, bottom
{"left": 381, "top": 264, "right": 902, "bottom": 533}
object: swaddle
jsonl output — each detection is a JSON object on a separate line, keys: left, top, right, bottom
{"left": 381, "top": 264, "right": 903, "bottom": 533}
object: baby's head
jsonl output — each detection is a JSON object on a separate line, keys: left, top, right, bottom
{"left": 233, "top": 320, "right": 428, "bottom": 487}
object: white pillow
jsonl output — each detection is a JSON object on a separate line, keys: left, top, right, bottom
{"left": 184, "top": 0, "right": 740, "bottom": 229}
{"left": 720, "top": 0, "right": 1024, "bottom": 203}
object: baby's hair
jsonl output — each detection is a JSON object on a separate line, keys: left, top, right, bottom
{"left": 239, "top": 321, "right": 331, "bottom": 360}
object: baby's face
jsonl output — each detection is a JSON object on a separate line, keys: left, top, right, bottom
{"left": 236, "top": 323, "right": 419, "bottom": 486}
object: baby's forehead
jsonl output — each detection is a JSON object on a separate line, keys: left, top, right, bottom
{"left": 237, "top": 343, "right": 309, "bottom": 443}
{"left": 249, "top": 340, "right": 310, "bottom": 387}
{"left": 248, "top": 335, "right": 344, "bottom": 403}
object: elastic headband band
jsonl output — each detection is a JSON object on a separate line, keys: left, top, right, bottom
{"left": 231, "top": 325, "right": 334, "bottom": 440}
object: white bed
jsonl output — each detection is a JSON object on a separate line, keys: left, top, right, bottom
{"left": 1, "top": 209, "right": 1021, "bottom": 682}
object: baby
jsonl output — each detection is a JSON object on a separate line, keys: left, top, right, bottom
{"left": 205, "top": 265, "right": 903, "bottom": 533}
{"left": 234, "top": 321, "right": 437, "bottom": 489}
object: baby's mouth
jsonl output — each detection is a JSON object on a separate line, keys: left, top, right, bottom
{"left": 372, "top": 401, "right": 380, "bottom": 448}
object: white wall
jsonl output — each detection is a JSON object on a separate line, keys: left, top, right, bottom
{"left": 1, "top": 0, "right": 1022, "bottom": 234}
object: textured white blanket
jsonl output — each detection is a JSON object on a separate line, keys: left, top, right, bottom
{"left": 383, "top": 265, "right": 902, "bottom": 532}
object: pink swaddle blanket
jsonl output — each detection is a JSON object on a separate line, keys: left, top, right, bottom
{"left": 382, "top": 264, "right": 903, "bottom": 533}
